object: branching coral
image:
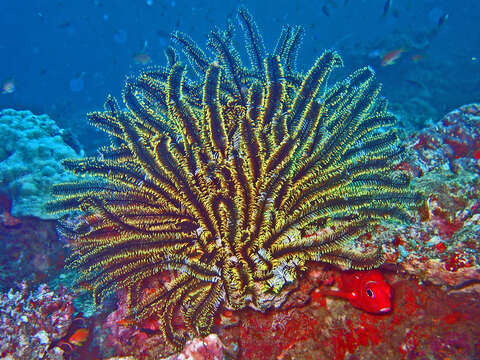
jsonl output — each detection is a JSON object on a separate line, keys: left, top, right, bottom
{"left": 47, "top": 8, "right": 419, "bottom": 349}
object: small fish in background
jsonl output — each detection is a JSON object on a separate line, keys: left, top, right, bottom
{"left": 321, "top": 5, "right": 330, "bottom": 17}
{"left": 58, "top": 21, "right": 71, "bottom": 29}
{"left": 438, "top": 13, "right": 449, "bottom": 27}
{"left": 405, "top": 79, "right": 431, "bottom": 97}
{"left": 428, "top": 7, "right": 448, "bottom": 29}
{"left": 411, "top": 54, "right": 424, "bottom": 63}
{"left": 381, "top": 48, "right": 404, "bottom": 66}
{"left": 133, "top": 40, "right": 152, "bottom": 65}
{"left": 382, "top": 0, "right": 392, "bottom": 18}
{"left": 405, "top": 79, "right": 425, "bottom": 89}
{"left": 1, "top": 78, "right": 15, "bottom": 94}
{"left": 58, "top": 20, "right": 75, "bottom": 35}
{"left": 133, "top": 52, "right": 152, "bottom": 65}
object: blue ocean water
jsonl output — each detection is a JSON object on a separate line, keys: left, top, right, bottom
{"left": 0, "top": 0, "right": 479, "bottom": 152}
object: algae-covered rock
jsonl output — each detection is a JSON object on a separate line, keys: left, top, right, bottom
{"left": 0, "top": 109, "right": 82, "bottom": 219}
{"left": 375, "top": 103, "right": 480, "bottom": 291}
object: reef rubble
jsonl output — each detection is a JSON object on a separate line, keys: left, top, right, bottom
{"left": 0, "top": 283, "right": 75, "bottom": 359}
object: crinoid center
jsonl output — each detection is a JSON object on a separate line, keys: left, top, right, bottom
{"left": 48, "top": 7, "right": 420, "bottom": 350}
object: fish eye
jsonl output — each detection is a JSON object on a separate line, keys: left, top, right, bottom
{"left": 366, "top": 288, "right": 374, "bottom": 298}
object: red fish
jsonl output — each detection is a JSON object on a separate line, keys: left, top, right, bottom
{"left": 381, "top": 48, "right": 404, "bottom": 66}
{"left": 473, "top": 148, "right": 480, "bottom": 160}
{"left": 49, "top": 315, "right": 90, "bottom": 356}
{"left": 68, "top": 328, "right": 89, "bottom": 347}
{"left": 321, "top": 270, "right": 392, "bottom": 314}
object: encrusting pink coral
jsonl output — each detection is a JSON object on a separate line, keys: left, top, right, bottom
{"left": 163, "top": 334, "right": 225, "bottom": 360}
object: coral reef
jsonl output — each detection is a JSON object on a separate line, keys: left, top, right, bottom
{"left": 47, "top": 7, "right": 419, "bottom": 351}
{"left": 0, "top": 109, "right": 82, "bottom": 219}
{"left": 376, "top": 103, "right": 480, "bottom": 291}
{"left": 0, "top": 282, "right": 75, "bottom": 359}
{"left": 96, "top": 281, "right": 227, "bottom": 359}
{"left": 216, "top": 264, "right": 480, "bottom": 360}
{"left": 96, "top": 263, "right": 480, "bottom": 359}
{"left": 99, "top": 287, "right": 169, "bottom": 358}
{"left": 0, "top": 210, "right": 67, "bottom": 292}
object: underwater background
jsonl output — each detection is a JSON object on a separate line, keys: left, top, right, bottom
{"left": 1, "top": 0, "right": 479, "bottom": 152}
{"left": 0, "top": 0, "right": 480, "bottom": 359}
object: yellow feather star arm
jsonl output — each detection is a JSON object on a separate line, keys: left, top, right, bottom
{"left": 47, "top": 7, "right": 421, "bottom": 351}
